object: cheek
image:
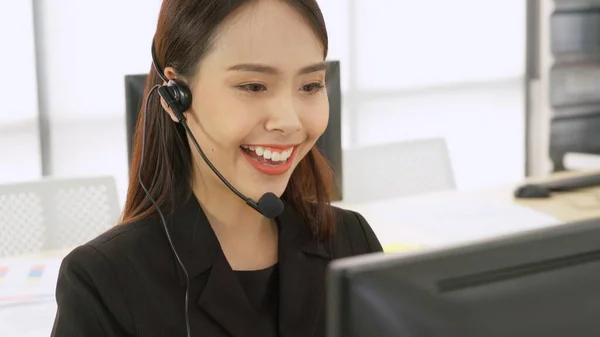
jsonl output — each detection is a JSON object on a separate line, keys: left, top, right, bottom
{"left": 190, "top": 99, "right": 256, "bottom": 149}
{"left": 302, "top": 103, "right": 329, "bottom": 140}
{"left": 188, "top": 82, "right": 250, "bottom": 148}
{"left": 295, "top": 104, "right": 328, "bottom": 163}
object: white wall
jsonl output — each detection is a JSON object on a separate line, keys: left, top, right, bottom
{"left": 353, "top": 0, "right": 524, "bottom": 90}
{"left": 322, "top": 0, "right": 526, "bottom": 188}
{"left": 353, "top": 80, "right": 525, "bottom": 189}
{"left": 34, "top": 0, "right": 162, "bottom": 122}
{"left": 0, "top": 1, "right": 42, "bottom": 183}
{"left": 29, "top": 0, "right": 163, "bottom": 197}
{"left": 0, "top": 1, "right": 39, "bottom": 122}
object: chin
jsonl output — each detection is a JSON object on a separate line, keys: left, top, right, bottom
{"left": 251, "top": 177, "right": 290, "bottom": 200}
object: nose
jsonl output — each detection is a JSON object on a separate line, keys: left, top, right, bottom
{"left": 265, "top": 94, "right": 302, "bottom": 134}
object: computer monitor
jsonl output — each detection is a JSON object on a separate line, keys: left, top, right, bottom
{"left": 124, "top": 61, "right": 343, "bottom": 200}
{"left": 124, "top": 74, "right": 147, "bottom": 167}
{"left": 327, "top": 219, "right": 600, "bottom": 337}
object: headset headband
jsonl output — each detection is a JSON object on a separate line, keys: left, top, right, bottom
{"left": 151, "top": 39, "right": 168, "bottom": 82}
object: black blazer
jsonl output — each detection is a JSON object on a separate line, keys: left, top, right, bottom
{"left": 51, "top": 195, "right": 382, "bottom": 337}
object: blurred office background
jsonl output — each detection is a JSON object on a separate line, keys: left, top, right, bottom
{"left": 8, "top": 0, "right": 600, "bottom": 335}
{"left": 1, "top": 0, "right": 529, "bottom": 206}
{"left": 9, "top": 0, "right": 600, "bottom": 237}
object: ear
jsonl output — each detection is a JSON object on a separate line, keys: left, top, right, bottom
{"left": 159, "top": 66, "right": 186, "bottom": 123}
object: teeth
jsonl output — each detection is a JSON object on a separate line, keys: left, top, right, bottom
{"left": 242, "top": 145, "right": 294, "bottom": 162}
{"left": 280, "top": 151, "right": 289, "bottom": 161}
{"left": 263, "top": 149, "right": 272, "bottom": 160}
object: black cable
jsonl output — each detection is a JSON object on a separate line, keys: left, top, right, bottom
{"left": 138, "top": 84, "right": 192, "bottom": 337}
{"left": 179, "top": 120, "right": 251, "bottom": 204}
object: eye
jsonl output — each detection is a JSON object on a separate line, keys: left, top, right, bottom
{"left": 237, "top": 83, "right": 267, "bottom": 92}
{"left": 301, "top": 82, "right": 325, "bottom": 94}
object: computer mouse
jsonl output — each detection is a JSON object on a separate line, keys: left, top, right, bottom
{"left": 513, "top": 184, "right": 552, "bottom": 199}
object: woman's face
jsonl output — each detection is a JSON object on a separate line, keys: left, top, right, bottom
{"left": 181, "top": 0, "right": 329, "bottom": 201}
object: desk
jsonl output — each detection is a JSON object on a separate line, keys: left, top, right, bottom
{"left": 511, "top": 169, "right": 600, "bottom": 221}
{"left": 333, "top": 170, "right": 600, "bottom": 249}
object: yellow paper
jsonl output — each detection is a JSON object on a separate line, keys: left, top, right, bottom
{"left": 383, "top": 243, "right": 424, "bottom": 253}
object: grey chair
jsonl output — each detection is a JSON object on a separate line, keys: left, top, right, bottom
{"left": 341, "top": 138, "right": 456, "bottom": 204}
{"left": 0, "top": 176, "right": 120, "bottom": 257}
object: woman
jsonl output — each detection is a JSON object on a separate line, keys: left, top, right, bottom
{"left": 51, "top": 0, "right": 382, "bottom": 336}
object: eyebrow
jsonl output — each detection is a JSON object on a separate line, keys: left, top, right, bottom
{"left": 227, "top": 62, "right": 327, "bottom": 75}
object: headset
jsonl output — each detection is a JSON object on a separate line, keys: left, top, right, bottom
{"left": 137, "top": 40, "right": 285, "bottom": 337}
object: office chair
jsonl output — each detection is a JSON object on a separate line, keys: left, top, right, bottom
{"left": 341, "top": 138, "right": 456, "bottom": 204}
{"left": 0, "top": 176, "right": 120, "bottom": 257}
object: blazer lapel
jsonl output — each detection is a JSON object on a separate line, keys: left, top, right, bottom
{"left": 196, "top": 253, "right": 257, "bottom": 337}
{"left": 169, "top": 195, "right": 256, "bottom": 337}
{"left": 277, "top": 202, "right": 331, "bottom": 337}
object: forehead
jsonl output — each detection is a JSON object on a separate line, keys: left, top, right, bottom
{"left": 204, "top": 0, "right": 325, "bottom": 70}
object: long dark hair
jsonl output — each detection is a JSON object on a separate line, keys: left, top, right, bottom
{"left": 122, "top": 0, "right": 336, "bottom": 240}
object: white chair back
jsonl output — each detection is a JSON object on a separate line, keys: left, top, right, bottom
{"left": 341, "top": 138, "right": 455, "bottom": 203}
{"left": 0, "top": 176, "right": 120, "bottom": 257}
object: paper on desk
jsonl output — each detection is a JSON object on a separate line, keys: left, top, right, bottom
{"left": 383, "top": 243, "right": 425, "bottom": 253}
{"left": 354, "top": 199, "right": 561, "bottom": 247}
{"left": 0, "top": 257, "right": 61, "bottom": 306}
{"left": 0, "top": 301, "right": 57, "bottom": 337}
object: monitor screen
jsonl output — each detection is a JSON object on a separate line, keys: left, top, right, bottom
{"left": 327, "top": 219, "right": 600, "bottom": 337}
{"left": 124, "top": 61, "right": 343, "bottom": 200}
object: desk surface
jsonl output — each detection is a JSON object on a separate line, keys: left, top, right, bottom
{"left": 333, "top": 169, "right": 600, "bottom": 248}
{"left": 513, "top": 169, "right": 600, "bottom": 221}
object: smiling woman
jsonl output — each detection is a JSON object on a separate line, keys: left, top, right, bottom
{"left": 128, "top": 0, "right": 335, "bottom": 240}
{"left": 51, "top": 1, "right": 383, "bottom": 337}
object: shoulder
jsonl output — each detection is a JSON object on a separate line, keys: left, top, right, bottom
{"left": 88, "top": 215, "right": 163, "bottom": 252}
{"left": 52, "top": 220, "right": 160, "bottom": 336}
{"left": 56, "top": 215, "right": 166, "bottom": 313}
{"left": 60, "top": 215, "right": 164, "bottom": 275}
{"left": 329, "top": 205, "right": 383, "bottom": 257}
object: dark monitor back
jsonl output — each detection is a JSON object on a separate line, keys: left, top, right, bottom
{"left": 327, "top": 219, "right": 600, "bottom": 337}
{"left": 124, "top": 74, "right": 148, "bottom": 165}
{"left": 124, "top": 61, "right": 343, "bottom": 199}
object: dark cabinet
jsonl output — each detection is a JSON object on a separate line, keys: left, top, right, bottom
{"left": 548, "top": 2, "right": 600, "bottom": 171}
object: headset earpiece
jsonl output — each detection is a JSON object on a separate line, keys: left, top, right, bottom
{"left": 167, "top": 79, "right": 192, "bottom": 112}
{"left": 157, "top": 78, "right": 192, "bottom": 123}
{"left": 151, "top": 40, "right": 192, "bottom": 122}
